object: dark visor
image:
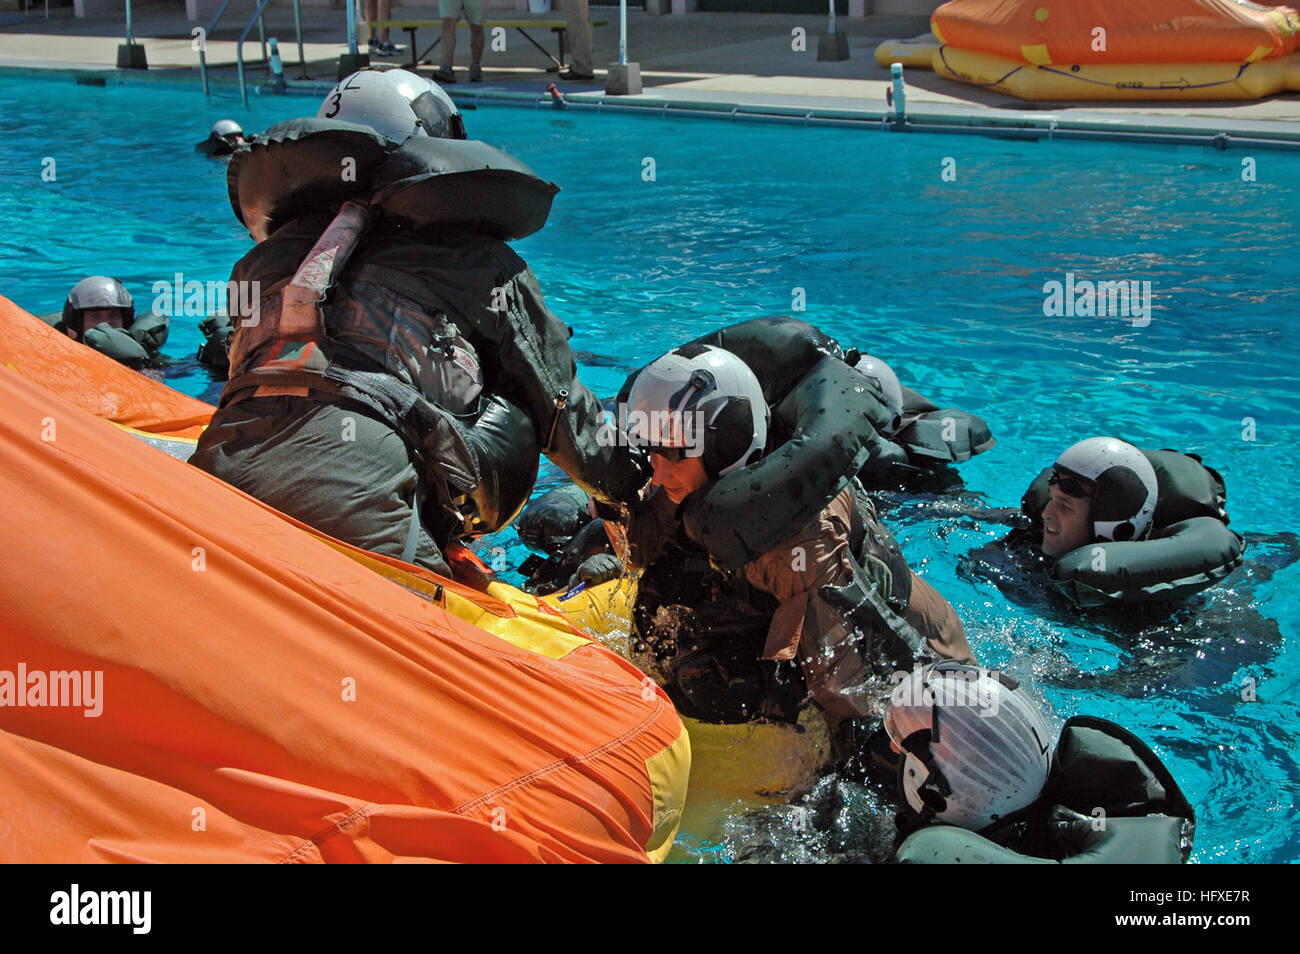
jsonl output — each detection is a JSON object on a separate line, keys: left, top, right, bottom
{"left": 410, "top": 91, "right": 467, "bottom": 140}
{"left": 1049, "top": 470, "right": 1093, "bottom": 499}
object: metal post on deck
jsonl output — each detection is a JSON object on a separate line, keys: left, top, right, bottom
{"left": 890, "top": 62, "right": 908, "bottom": 130}
{"left": 117, "top": 0, "right": 148, "bottom": 69}
{"left": 337, "top": 0, "right": 368, "bottom": 79}
{"left": 618, "top": 0, "right": 627, "bottom": 66}
{"left": 293, "top": 0, "right": 309, "bottom": 78}
{"left": 817, "top": 0, "right": 849, "bottom": 61}
{"left": 605, "top": 0, "right": 640, "bottom": 94}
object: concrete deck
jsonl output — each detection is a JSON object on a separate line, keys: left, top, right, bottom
{"left": 3, "top": 2, "right": 1300, "bottom": 139}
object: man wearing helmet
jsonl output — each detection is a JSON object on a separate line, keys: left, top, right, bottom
{"left": 606, "top": 341, "right": 974, "bottom": 745}
{"left": 195, "top": 119, "right": 248, "bottom": 159}
{"left": 959, "top": 434, "right": 1243, "bottom": 611}
{"left": 42, "top": 276, "right": 169, "bottom": 371}
{"left": 885, "top": 661, "right": 1195, "bottom": 863}
{"left": 191, "top": 69, "right": 644, "bottom": 575}
{"left": 1041, "top": 437, "right": 1158, "bottom": 558}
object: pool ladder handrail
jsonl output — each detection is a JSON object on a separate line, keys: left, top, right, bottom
{"left": 200, "top": 0, "right": 309, "bottom": 105}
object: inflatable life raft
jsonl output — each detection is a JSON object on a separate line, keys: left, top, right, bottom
{"left": 878, "top": 0, "right": 1300, "bottom": 101}
{"left": 895, "top": 716, "right": 1195, "bottom": 863}
{"left": 1021, "top": 448, "right": 1246, "bottom": 606}
{"left": 0, "top": 294, "right": 688, "bottom": 864}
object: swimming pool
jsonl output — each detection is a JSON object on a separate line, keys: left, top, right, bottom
{"left": 2, "top": 73, "right": 1297, "bottom": 864}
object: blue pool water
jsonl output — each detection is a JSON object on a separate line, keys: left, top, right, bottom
{"left": 2, "top": 75, "right": 1297, "bottom": 863}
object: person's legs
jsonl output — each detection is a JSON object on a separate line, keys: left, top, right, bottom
{"left": 440, "top": 20, "right": 457, "bottom": 72}
{"left": 376, "top": 0, "right": 390, "bottom": 44}
{"left": 470, "top": 25, "right": 485, "bottom": 68}
{"left": 365, "top": 0, "right": 379, "bottom": 46}
{"left": 438, "top": 0, "right": 460, "bottom": 76}
{"left": 564, "top": 0, "right": 593, "bottom": 75}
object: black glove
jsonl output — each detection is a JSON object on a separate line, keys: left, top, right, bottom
{"left": 83, "top": 323, "right": 149, "bottom": 369}
{"left": 568, "top": 552, "right": 622, "bottom": 588}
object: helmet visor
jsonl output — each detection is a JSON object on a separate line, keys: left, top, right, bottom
{"left": 410, "top": 90, "right": 467, "bottom": 140}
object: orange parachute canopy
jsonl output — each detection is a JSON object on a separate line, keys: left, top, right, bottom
{"left": 932, "top": 0, "right": 1300, "bottom": 65}
{"left": 0, "top": 295, "right": 687, "bottom": 863}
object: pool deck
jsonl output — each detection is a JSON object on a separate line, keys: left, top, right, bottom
{"left": 4, "top": 4, "right": 1300, "bottom": 142}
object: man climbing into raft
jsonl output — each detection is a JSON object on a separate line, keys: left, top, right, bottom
{"left": 190, "top": 68, "right": 645, "bottom": 576}
{"left": 590, "top": 323, "right": 976, "bottom": 769}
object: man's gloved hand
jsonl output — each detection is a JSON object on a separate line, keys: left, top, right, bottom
{"left": 127, "top": 313, "right": 170, "bottom": 357}
{"left": 568, "top": 552, "right": 622, "bottom": 588}
{"left": 196, "top": 315, "right": 235, "bottom": 371}
{"left": 82, "top": 323, "right": 149, "bottom": 369}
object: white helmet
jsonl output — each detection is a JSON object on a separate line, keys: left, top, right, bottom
{"left": 1052, "top": 437, "right": 1158, "bottom": 542}
{"left": 624, "top": 343, "right": 769, "bottom": 478}
{"left": 318, "top": 68, "right": 466, "bottom": 143}
{"left": 888, "top": 661, "right": 1052, "bottom": 832}
{"left": 210, "top": 118, "right": 244, "bottom": 141}
{"left": 851, "top": 353, "right": 904, "bottom": 435}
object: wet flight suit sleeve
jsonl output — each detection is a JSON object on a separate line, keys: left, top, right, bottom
{"left": 744, "top": 490, "right": 974, "bottom": 728}
{"left": 488, "top": 265, "right": 647, "bottom": 505}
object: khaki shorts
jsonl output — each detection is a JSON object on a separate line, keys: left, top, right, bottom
{"left": 439, "top": 0, "right": 484, "bottom": 25}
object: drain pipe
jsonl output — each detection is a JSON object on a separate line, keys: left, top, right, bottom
{"left": 891, "top": 62, "right": 907, "bottom": 130}
{"left": 269, "top": 37, "right": 286, "bottom": 93}
{"left": 117, "top": 0, "right": 148, "bottom": 69}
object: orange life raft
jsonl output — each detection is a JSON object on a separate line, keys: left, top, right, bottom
{"left": 0, "top": 295, "right": 689, "bottom": 864}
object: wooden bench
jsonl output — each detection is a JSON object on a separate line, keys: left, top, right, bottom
{"left": 369, "top": 19, "right": 608, "bottom": 73}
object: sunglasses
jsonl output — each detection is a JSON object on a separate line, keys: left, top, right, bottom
{"left": 1049, "top": 471, "right": 1093, "bottom": 499}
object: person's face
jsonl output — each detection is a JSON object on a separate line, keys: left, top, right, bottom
{"left": 649, "top": 450, "right": 710, "bottom": 504}
{"left": 79, "top": 308, "right": 125, "bottom": 331}
{"left": 1041, "top": 485, "right": 1092, "bottom": 557}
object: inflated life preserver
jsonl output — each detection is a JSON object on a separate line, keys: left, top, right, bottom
{"left": 517, "top": 483, "right": 595, "bottom": 556}
{"left": 614, "top": 317, "right": 894, "bottom": 570}
{"left": 228, "top": 118, "right": 558, "bottom": 243}
{"left": 1021, "top": 449, "right": 1245, "bottom": 606}
{"left": 895, "top": 716, "right": 1195, "bottom": 864}
{"left": 892, "top": 383, "right": 996, "bottom": 467}
{"left": 458, "top": 392, "right": 539, "bottom": 534}
{"left": 626, "top": 318, "right": 993, "bottom": 567}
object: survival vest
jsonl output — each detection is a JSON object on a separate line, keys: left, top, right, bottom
{"left": 219, "top": 118, "right": 560, "bottom": 536}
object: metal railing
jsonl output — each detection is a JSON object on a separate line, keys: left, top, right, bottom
{"left": 236, "top": 0, "right": 274, "bottom": 106}
{"left": 199, "top": 0, "right": 308, "bottom": 103}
